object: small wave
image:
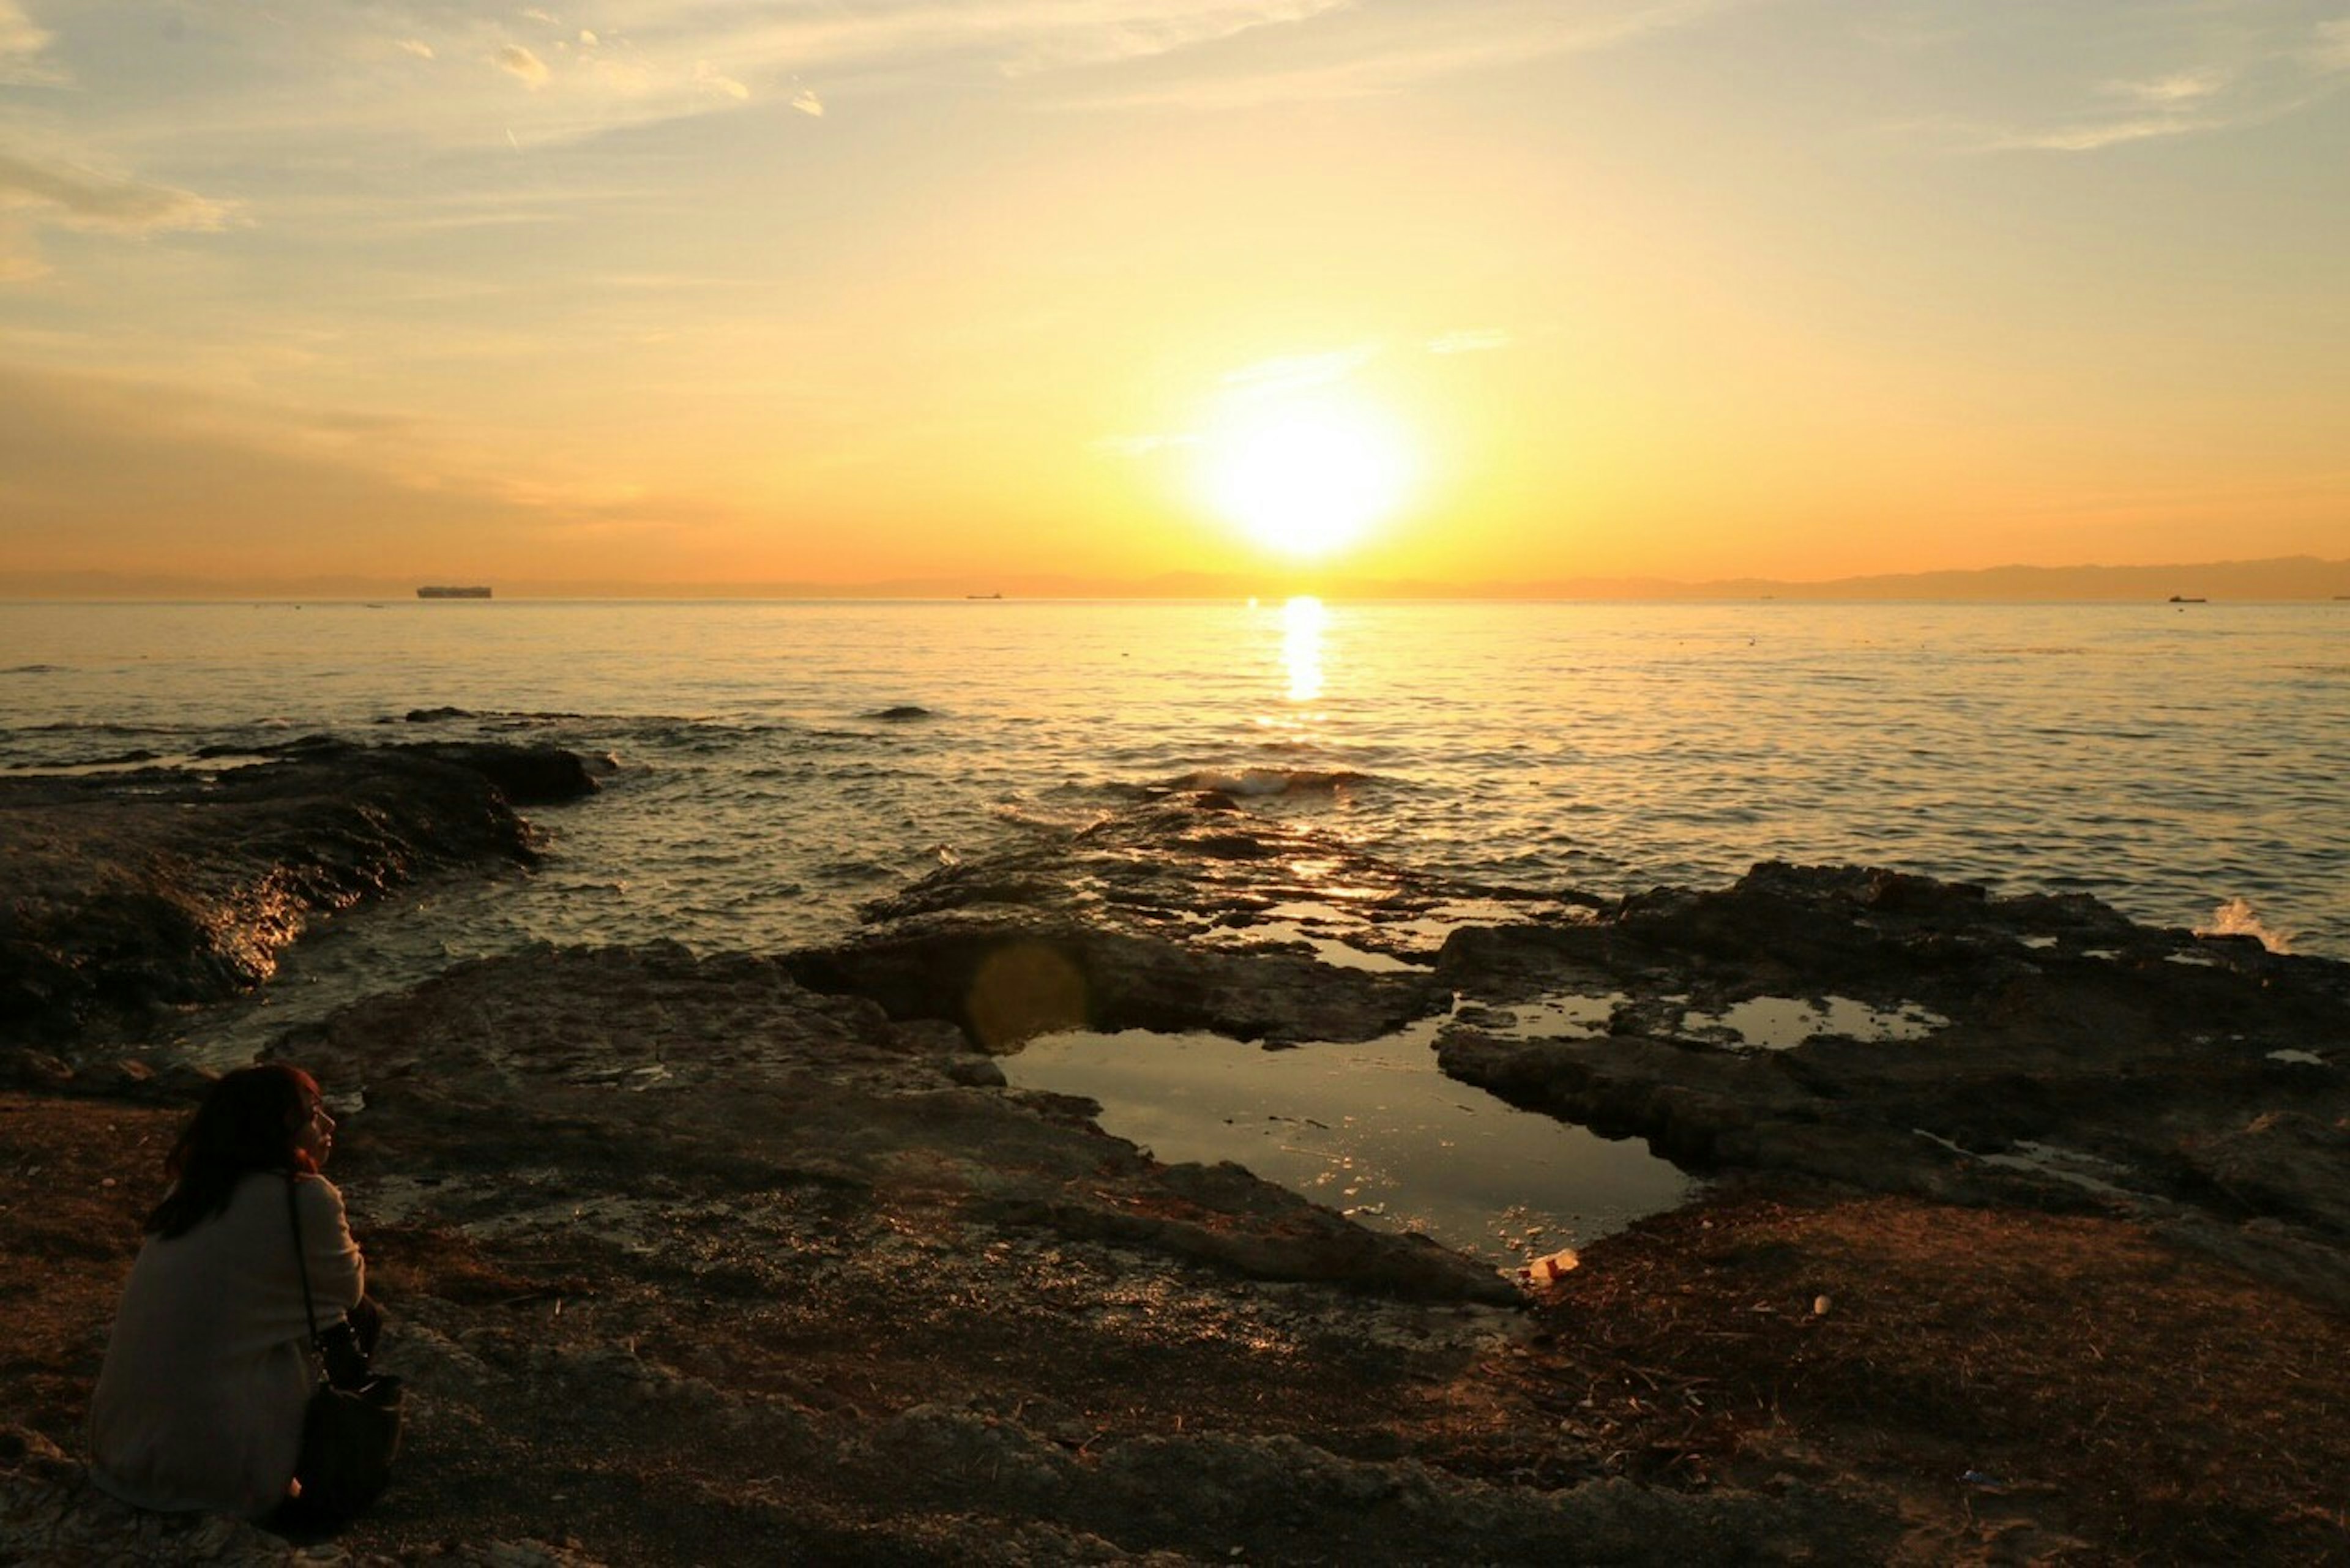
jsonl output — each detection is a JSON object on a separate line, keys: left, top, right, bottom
{"left": 2, "top": 663, "right": 63, "bottom": 675}
{"left": 2196, "top": 896, "right": 2293, "bottom": 954}
{"left": 1158, "top": 766, "right": 1376, "bottom": 797}
{"left": 5, "top": 747, "right": 163, "bottom": 771}
{"left": 24, "top": 720, "right": 161, "bottom": 736}
{"left": 861, "top": 704, "right": 937, "bottom": 722}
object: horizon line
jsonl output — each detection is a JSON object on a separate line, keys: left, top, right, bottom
{"left": 4, "top": 552, "right": 2347, "bottom": 603}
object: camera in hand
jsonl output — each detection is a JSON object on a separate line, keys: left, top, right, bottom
{"left": 313, "top": 1317, "right": 371, "bottom": 1390}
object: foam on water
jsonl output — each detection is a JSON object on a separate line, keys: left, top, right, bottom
{"left": 1157, "top": 766, "right": 1376, "bottom": 797}
{"left": 2196, "top": 895, "right": 2293, "bottom": 954}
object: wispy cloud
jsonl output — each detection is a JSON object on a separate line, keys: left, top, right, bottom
{"left": 1962, "top": 9, "right": 2350, "bottom": 155}
{"left": 2315, "top": 18, "right": 2350, "bottom": 72}
{"left": 0, "top": 0, "right": 61, "bottom": 86}
{"left": 695, "top": 61, "right": 750, "bottom": 100}
{"left": 2105, "top": 69, "right": 2228, "bottom": 105}
{"left": 791, "top": 88, "right": 826, "bottom": 117}
{"left": 496, "top": 44, "right": 551, "bottom": 89}
{"left": 1222, "top": 344, "right": 1380, "bottom": 398}
{"left": 1427, "top": 329, "right": 1511, "bottom": 355}
{"left": 992, "top": 0, "right": 1348, "bottom": 76}
{"left": 396, "top": 39, "right": 436, "bottom": 61}
{"left": 1057, "top": 0, "right": 1730, "bottom": 111}
{"left": 0, "top": 151, "right": 234, "bottom": 235}
{"left": 1991, "top": 116, "right": 2217, "bottom": 153}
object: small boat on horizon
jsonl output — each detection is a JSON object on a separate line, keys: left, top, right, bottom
{"left": 418, "top": 585, "right": 493, "bottom": 599}
{"left": 2168, "top": 594, "right": 2206, "bottom": 603}
{"left": 965, "top": 592, "right": 1003, "bottom": 600}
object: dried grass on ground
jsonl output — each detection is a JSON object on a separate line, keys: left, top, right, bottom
{"left": 10, "top": 1096, "right": 2349, "bottom": 1564}
{"left": 1526, "top": 1189, "right": 2350, "bottom": 1563}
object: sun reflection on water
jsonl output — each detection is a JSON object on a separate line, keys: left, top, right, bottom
{"left": 1281, "top": 595, "right": 1327, "bottom": 703}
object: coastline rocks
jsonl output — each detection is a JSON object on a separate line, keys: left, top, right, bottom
{"left": 184, "top": 939, "right": 1903, "bottom": 1558}
{"left": 788, "top": 908, "right": 1441, "bottom": 1050}
{"left": 0, "top": 742, "right": 596, "bottom": 1050}
{"left": 1433, "top": 861, "right": 2350, "bottom": 1293}
{"left": 854, "top": 790, "right": 1593, "bottom": 968}
{"left": 275, "top": 941, "right": 1509, "bottom": 1304}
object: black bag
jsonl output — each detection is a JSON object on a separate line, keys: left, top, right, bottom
{"left": 282, "top": 1176, "right": 403, "bottom": 1527}
{"left": 291, "top": 1374, "right": 403, "bottom": 1523}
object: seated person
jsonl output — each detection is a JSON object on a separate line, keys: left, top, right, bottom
{"left": 89, "top": 1063, "right": 377, "bottom": 1521}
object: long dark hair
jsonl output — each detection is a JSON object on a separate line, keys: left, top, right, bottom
{"left": 143, "top": 1064, "right": 320, "bottom": 1239}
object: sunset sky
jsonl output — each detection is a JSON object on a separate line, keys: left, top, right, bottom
{"left": 3, "top": 0, "right": 2346, "bottom": 592}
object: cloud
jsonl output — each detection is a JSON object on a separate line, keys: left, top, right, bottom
{"left": 0, "top": 151, "right": 234, "bottom": 235}
{"left": 2316, "top": 19, "right": 2350, "bottom": 72}
{"left": 1222, "top": 344, "right": 1381, "bottom": 398}
{"left": 521, "top": 7, "right": 558, "bottom": 23}
{"left": 1427, "top": 329, "right": 1511, "bottom": 355}
{"left": 496, "top": 44, "right": 551, "bottom": 88}
{"left": 1993, "top": 116, "right": 2215, "bottom": 152}
{"left": 397, "top": 39, "right": 436, "bottom": 61}
{"left": 993, "top": 0, "right": 1349, "bottom": 77}
{"left": 1056, "top": 0, "right": 1729, "bottom": 111}
{"left": 0, "top": 0, "right": 60, "bottom": 85}
{"left": 2105, "top": 69, "right": 2228, "bottom": 105}
{"left": 1962, "top": 10, "right": 2350, "bottom": 156}
{"left": 694, "top": 61, "right": 750, "bottom": 100}
{"left": 791, "top": 88, "right": 826, "bottom": 116}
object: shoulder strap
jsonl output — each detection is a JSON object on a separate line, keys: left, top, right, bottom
{"left": 284, "top": 1173, "right": 322, "bottom": 1342}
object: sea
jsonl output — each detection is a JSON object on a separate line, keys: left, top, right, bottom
{"left": 6, "top": 597, "right": 2344, "bottom": 1264}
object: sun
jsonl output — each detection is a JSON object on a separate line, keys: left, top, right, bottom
{"left": 1198, "top": 399, "right": 1415, "bottom": 559}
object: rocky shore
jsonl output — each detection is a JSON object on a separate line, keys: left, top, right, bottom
{"left": 0, "top": 739, "right": 599, "bottom": 1048}
{"left": 4, "top": 750, "right": 2346, "bottom": 1563}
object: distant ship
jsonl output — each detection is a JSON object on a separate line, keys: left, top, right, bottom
{"left": 2167, "top": 594, "right": 2206, "bottom": 604}
{"left": 965, "top": 592, "right": 1003, "bottom": 600}
{"left": 417, "top": 586, "right": 492, "bottom": 599}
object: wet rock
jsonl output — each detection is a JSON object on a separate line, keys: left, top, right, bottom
{"left": 275, "top": 943, "right": 1505, "bottom": 1304}
{"left": 788, "top": 908, "right": 1441, "bottom": 1050}
{"left": 854, "top": 791, "right": 1584, "bottom": 962}
{"left": 2177, "top": 1111, "right": 2350, "bottom": 1235}
{"left": 0, "top": 742, "right": 597, "bottom": 1048}
{"left": 390, "top": 742, "right": 598, "bottom": 804}
{"left": 1433, "top": 861, "right": 2350, "bottom": 1295}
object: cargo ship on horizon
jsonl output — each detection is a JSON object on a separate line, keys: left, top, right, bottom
{"left": 417, "top": 585, "right": 492, "bottom": 599}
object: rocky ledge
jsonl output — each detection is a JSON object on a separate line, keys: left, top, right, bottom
{"left": 815, "top": 819, "right": 2350, "bottom": 1309}
{"left": 1426, "top": 862, "right": 2350, "bottom": 1306}
{"left": 0, "top": 741, "right": 599, "bottom": 1049}
{"left": 4, "top": 784, "right": 2348, "bottom": 1562}
{"left": 2, "top": 945, "right": 1880, "bottom": 1565}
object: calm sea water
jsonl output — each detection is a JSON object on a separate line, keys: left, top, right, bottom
{"left": 9, "top": 597, "right": 2340, "bottom": 1262}
{"left": 6, "top": 597, "right": 2344, "bottom": 966}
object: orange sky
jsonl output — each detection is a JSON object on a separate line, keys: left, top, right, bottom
{"left": 2, "top": 1, "right": 2345, "bottom": 591}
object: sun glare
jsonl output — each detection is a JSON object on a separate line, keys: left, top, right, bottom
{"left": 1199, "top": 400, "right": 1414, "bottom": 559}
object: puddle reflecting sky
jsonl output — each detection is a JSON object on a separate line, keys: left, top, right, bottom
{"left": 1696, "top": 995, "right": 1946, "bottom": 1050}
{"left": 1002, "top": 1018, "right": 1696, "bottom": 1268}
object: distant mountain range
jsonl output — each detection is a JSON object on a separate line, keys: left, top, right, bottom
{"left": 6, "top": 555, "right": 2348, "bottom": 602}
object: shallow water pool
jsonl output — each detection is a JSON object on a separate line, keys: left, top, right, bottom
{"left": 1001, "top": 1017, "right": 1697, "bottom": 1270}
